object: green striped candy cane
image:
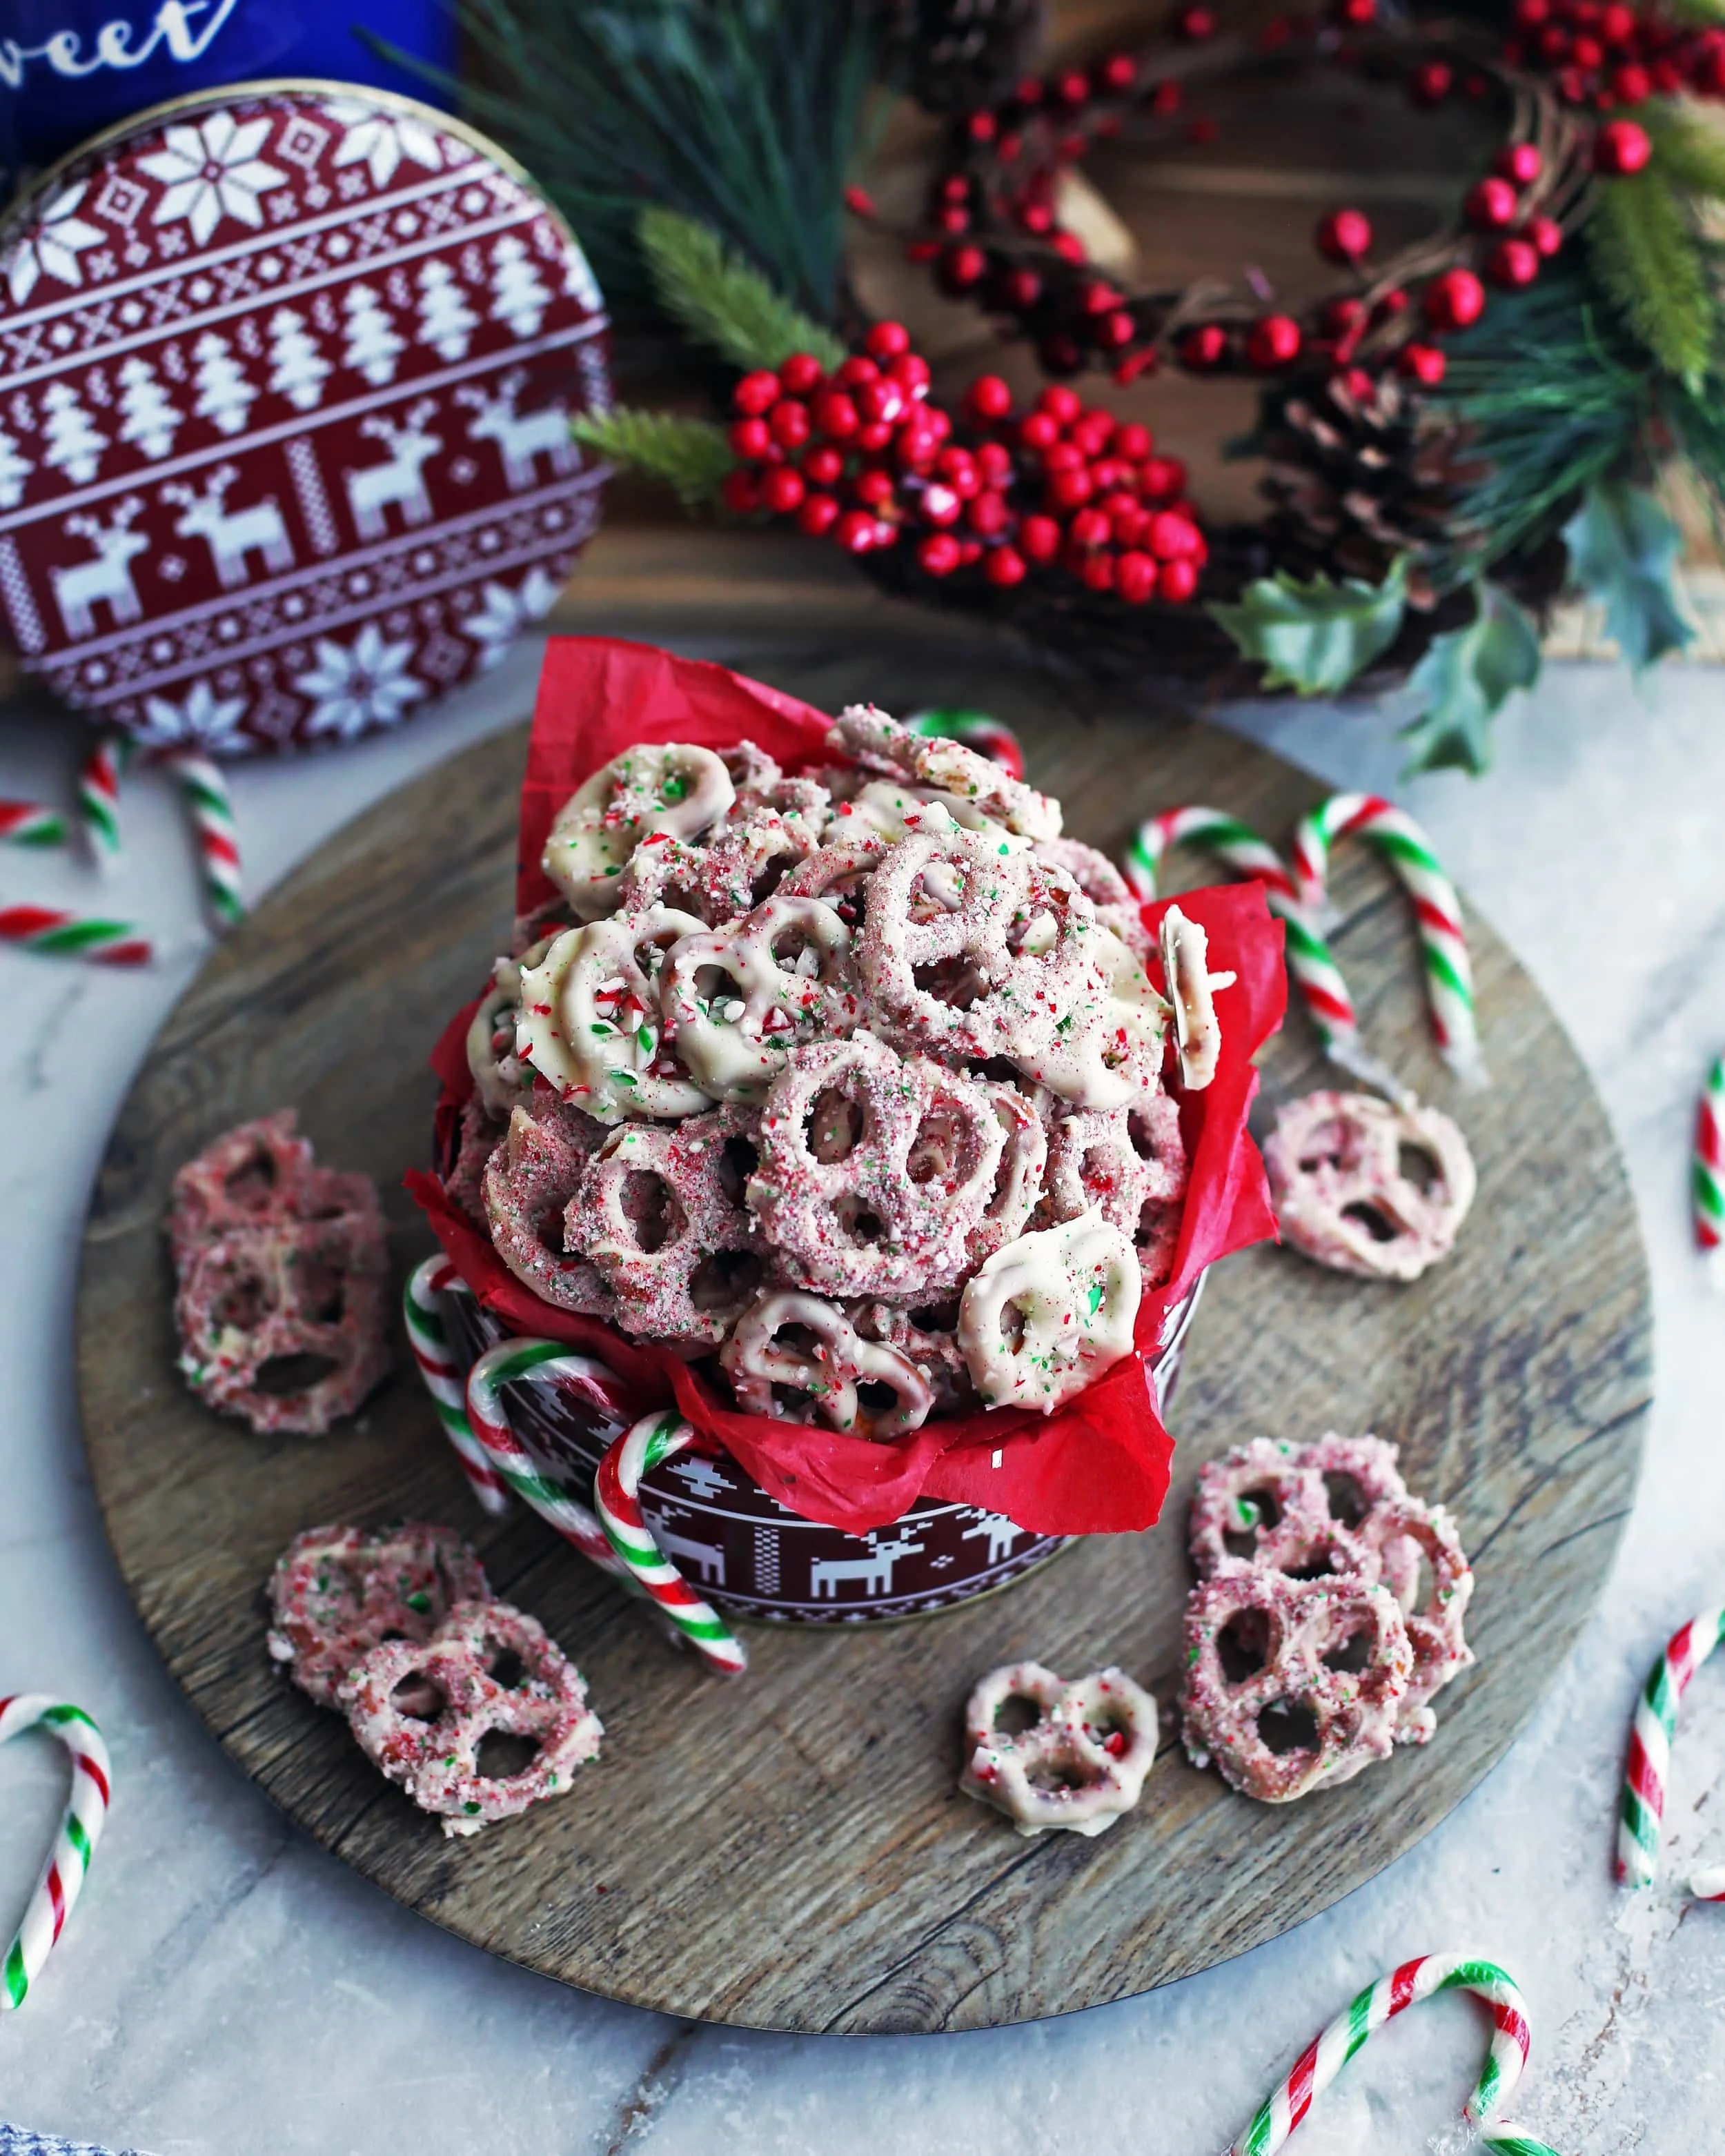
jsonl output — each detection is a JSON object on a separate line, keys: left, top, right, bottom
{"left": 0, "top": 1696, "right": 112, "bottom": 2012}
{"left": 163, "top": 748, "right": 244, "bottom": 932}
{"left": 1125, "top": 806, "right": 1409, "bottom": 1102}
{"left": 403, "top": 1258, "right": 509, "bottom": 1515}
{"left": 1618, "top": 1601, "right": 1725, "bottom": 1893}
{"left": 1290, "top": 792, "right": 1487, "bottom": 1087}
{"left": 464, "top": 1335, "right": 638, "bottom": 1582}
{"left": 77, "top": 731, "right": 132, "bottom": 868}
{"left": 1233, "top": 1953, "right": 1558, "bottom": 2155}
{"left": 1694, "top": 1056, "right": 1725, "bottom": 1285}
{"left": 597, "top": 1413, "right": 748, "bottom": 1677}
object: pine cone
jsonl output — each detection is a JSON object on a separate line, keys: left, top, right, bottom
{"left": 1253, "top": 371, "right": 1489, "bottom": 606}
{"left": 892, "top": 0, "right": 1047, "bottom": 113}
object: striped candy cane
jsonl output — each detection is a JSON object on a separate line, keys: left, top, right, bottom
{"left": 0, "top": 801, "right": 67, "bottom": 849}
{"left": 1618, "top": 1602, "right": 1725, "bottom": 1892}
{"left": 907, "top": 708, "right": 1024, "bottom": 779}
{"left": 1695, "top": 1056, "right": 1725, "bottom": 1287}
{"left": 77, "top": 731, "right": 131, "bottom": 868}
{"left": 403, "top": 1258, "right": 509, "bottom": 1515}
{"left": 597, "top": 1412, "right": 749, "bottom": 1677}
{"left": 464, "top": 1336, "right": 638, "bottom": 1581}
{"left": 0, "top": 1697, "right": 112, "bottom": 2012}
{"left": 1290, "top": 793, "right": 1486, "bottom": 1087}
{"left": 1125, "top": 807, "right": 1408, "bottom": 1102}
{"left": 163, "top": 749, "right": 244, "bottom": 931}
{"left": 1232, "top": 1954, "right": 1556, "bottom": 2156}
{"left": 0, "top": 904, "right": 151, "bottom": 967}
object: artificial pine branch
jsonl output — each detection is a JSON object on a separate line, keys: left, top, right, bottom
{"left": 637, "top": 210, "right": 847, "bottom": 373}
{"left": 375, "top": 0, "right": 880, "bottom": 322}
{"left": 571, "top": 407, "right": 736, "bottom": 508}
{"left": 1586, "top": 166, "right": 1714, "bottom": 391}
{"left": 1644, "top": 100, "right": 1725, "bottom": 200}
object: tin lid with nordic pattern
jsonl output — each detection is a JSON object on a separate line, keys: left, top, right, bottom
{"left": 0, "top": 83, "right": 610, "bottom": 754}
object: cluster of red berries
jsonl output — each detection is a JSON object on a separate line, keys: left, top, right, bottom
{"left": 1501, "top": 0, "right": 1725, "bottom": 108}
{"left": 722, "top": 322, "right": 1208, "bottom": 605}
{"left": 871, "top": 0, "right": 1670, "bottom": 395}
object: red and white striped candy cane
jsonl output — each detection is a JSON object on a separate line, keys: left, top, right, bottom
{"left": 1, "top": 1697, "right": 112, "bottom": 2012}
{"left": 597, "top": 1413, "right": 748, "bottom": 1677}
{"left": 1290, "top": 793, "right": 1486, "bottom": 1087}
{"left": 0, "top": 801, "right": 67, "bottom": 849}
{"left": 162, "top": 748, "right": 244, "bottom": 932}
{"left": 464, "top": 1336, "right": 636, "bottom": 1580}
{"left": 1695, "top": 1056, "right": 1725, "bottom": 1288}
{"left": 0, "top": 904, "right": 151, "bottom": 967}
{"left": 77, "top": 731, "right": 131, "bottom": 869}
{"left": 403, "top": 1258, "right": 509, "bottom": 1515}
{"left": 1232, "top": 1953, "right": 1556, "bottom": 2156}
{"left": 1124, "top": 807, "right": 1408, "bottom": 1102}
{"left": 1617, "top": 1601, "right": 1725, "bottom": 1895}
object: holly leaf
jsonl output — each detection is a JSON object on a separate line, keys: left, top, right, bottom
{"left": 1400, "top": 584, "right": 1541, "bottom": 776}
{"left": 1208, "top": 559, "right": 1408, "bottom": 697}
{"left": 1561, "top": 479, "right": 1694, "bottom": 671}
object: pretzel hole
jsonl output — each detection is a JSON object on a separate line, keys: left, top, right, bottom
{"left": 1257, "top": 1698, "right": 1321, "bottom": 1757}
{"left": 1223, "top": 1487, "right": 1281, "bottom": 1562}
{"left": 992, "top": 1693, "right": 1045, "bottom": 1737}
{"left": 910, "top": 1300, "right": 960, "bottom": 1334}
{"left": 1397, "top": 1143, "right": 1441, "bottom": 1193}
{"left": 751, "top": 858, "right": 791, "bottom": 907}
{"left": 691, "top": 1249, "right": 763, "bottom": 1313}
{"left": 293, "top": 1254, "right": 347, "bottom": 1325}
{"left": 1216, "top": 1608, "right": 1274, "bottom": 1684}
{"left": 620, "top": 1171, "right": 684, "bottom": 1254}
{"left": 1297, "top": 1120, "right": 1352, "bottom": 1174}
{"left": 223, "top": 1145, "right": 279, "bottom": 1213}
{"left": 913, "top": 956, "right": 983, "bottom": 1010}
{"left": 996, "top": 1300, "right": 1030, "bottom": 1355}
{"left": 1009, "top": 908, "right": 1059, "bottom": 958}
{"left": 1405, "top": 1549, "right": 1437, "bottom": 1618}
{"left": 834, "top": 1196, "right": 886, "bottom": 1245}
{"left": 767, "top": 922, "right": 825, "bottom": 977}
{"left": 1340, "top": 1201, "right": 1400, "bottom": 1244}
{"left": 1127, "top": 1109, "right": 1171, "bottom": 1163}
{"left": 1321, "top": 1472, "right": 1369, "bottom": 1529}
{"left": 212, "top": 1269, "right": 274, "bottom": 1329}
{"left": 1026, "top": 1754, "right": 1096, "bottom": 1794}
{"left": 485, "top": 1645, "right": 528, "bottom": 1688}
{"left": 1283, "top": 1541, "right": 1349, "bottom": 1582}
{"left": 390, "top": 1672, "right": 446, "bottom": 1721}
{"left": 253, "top": 1352, "right": 340, "bottom": 1397}
{"left": 691, "top": 962, "right": 739, "bottom": 1010}
{"left": 475, "top": 1730, "right": 542, "bottom": 1782}
{"left": 718, "top": 1132, "right": 760, "bottom": 1201}
{"left": 1322, "top": 1628, "right": 1374, "bottom": 1677}
{"left": 856, "top": 1379, "right": 900, "bottom": 1416}
{"left": 806, "top": 1087, "right": 862, "bottom": 1163}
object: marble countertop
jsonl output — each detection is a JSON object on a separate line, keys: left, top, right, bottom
{"left": 2, "top": 640, "right": 1722, "bottom": 2156}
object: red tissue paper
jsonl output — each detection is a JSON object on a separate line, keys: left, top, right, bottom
{"left": 409, "top": 635, "right": 1285, "bottom": 1537}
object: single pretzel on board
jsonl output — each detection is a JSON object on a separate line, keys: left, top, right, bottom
{"left": 342, "top": 1600, "right": 603, "bottom": 1836}
{"left": 1265, "top": 1088, "right": 1477, "bottom": 1282}
{"left": 960, "top": 1661, "right": 1159, "bottom": 1836}
{"left": 1181, "top": 1570, "right": 1413, "bottom": 1803}
{"left": 266, "top": 1521, "right": 491, "bottom": 1710}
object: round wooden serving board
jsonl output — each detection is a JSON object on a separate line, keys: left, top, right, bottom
{"left": 77, "top": 657, "right": 1650, "bottom": 2034}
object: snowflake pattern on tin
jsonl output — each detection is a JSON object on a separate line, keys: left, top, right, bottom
{"left": 0, "top": 86, "right": 610, "bottom": 755}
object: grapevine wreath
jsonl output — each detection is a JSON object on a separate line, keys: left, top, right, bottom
{"left": 436, "top": 0, "right": 1725, "bottom": 774}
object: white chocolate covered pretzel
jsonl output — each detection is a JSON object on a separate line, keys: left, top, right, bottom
{"left": 721, "top": 1287, "right": 934, "bottom": 1435}
{"left": 660, "top": 894, "right": 859, "bottom": 1102}
{"left": 518, "top": 907, "right": 712, "bottom": 1122}
{"left": 960, "top": 1661, "right": 1158, "bottom": 1836}
{"left": 542, "top": 742, "right": 734, "bottom": 918}
{"left": 958, "top": 1209, "right": 1141, "bottom": 1412}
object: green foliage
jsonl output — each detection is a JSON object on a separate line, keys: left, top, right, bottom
{"left": 638, "top": 209, "right": 845, "bottom": 373}
{"left": 570, "top": 406, "right": 736, "bottom": 507}
{"left": 1561, "top": 479, "right": 1695, "bottom": 669}
{"left": 1400, "top": 584, "right": 1541, "bottom": 776}
{"left": 1209, "top": 560, "right": 1408, "bottom": 697}
{"left": 375, "top": 0, "right": 880, "bottom": 321}
{"left": 1586, "top": 168, "right": 1713, "bottom": 392}
{"left": 1646, "top": 101, "right": 1725, "bottom": 201}
{"left": 1666, "top": 0, "right": 1725, "bottom": 26}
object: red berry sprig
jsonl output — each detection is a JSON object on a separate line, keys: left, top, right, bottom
{"left": 723, "top": 327, "right": 1209, "bottom": 607}
{"left": 1502, "top": 0, "right": 1725, "bottom": 109}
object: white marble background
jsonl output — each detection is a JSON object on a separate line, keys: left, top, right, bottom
{"left": 1, "top": 639, "right": 1722, "bottom": 2156}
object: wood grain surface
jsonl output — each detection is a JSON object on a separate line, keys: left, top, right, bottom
{"left": 77, "top": 648, "right": 1650, "bottom": 2033}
